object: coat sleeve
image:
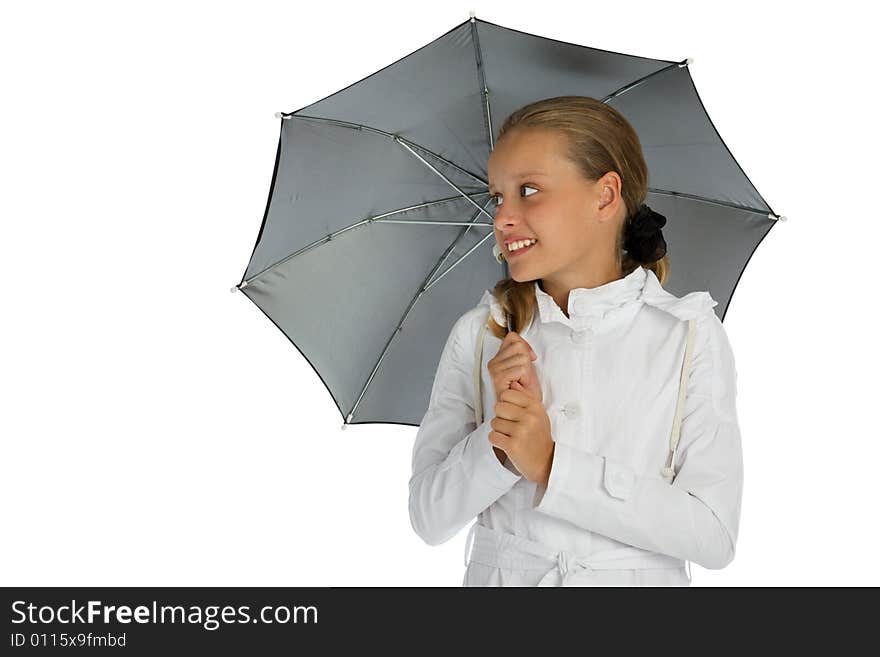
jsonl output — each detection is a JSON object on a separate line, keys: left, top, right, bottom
{"left": 532, "top": 312, "right": 744, "bottom": 569}
{"left": 409, "top": 311, "right": 522, "bottom": 546}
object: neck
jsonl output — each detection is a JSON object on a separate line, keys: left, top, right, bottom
{"left": 539, "top": 259, "right": 625, "bottom": 319}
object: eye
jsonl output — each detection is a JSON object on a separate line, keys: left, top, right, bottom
{"left": 492, "top": 185, "right": 538, "bottom": 207}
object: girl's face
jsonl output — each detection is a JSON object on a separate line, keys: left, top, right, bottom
{"left": 488, "top": 127, "right": 623, "bottom": 286}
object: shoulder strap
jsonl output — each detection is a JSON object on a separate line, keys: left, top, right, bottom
{"left": 661, "top": 317, "right": 697, "bottom": 483}
{"left": 473, "top": 316, "right": 490, "bottom": 426}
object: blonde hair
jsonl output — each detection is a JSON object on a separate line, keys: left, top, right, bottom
{"left": 487, "top": 95, "right": 669, "bottom": 339}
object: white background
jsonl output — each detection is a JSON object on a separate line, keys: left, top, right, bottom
{"left": 2, "top": 0, "right": 877, "bottom": 586}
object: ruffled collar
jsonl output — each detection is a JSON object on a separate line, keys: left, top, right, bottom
{"left": 535, "top": 265, "right": 647, "bottom": 324}
{"left": 479, "top": 266, "right": 718, "bottom": 333}
{"left": 639, "top": 269, "right": 719, "bottom": 320}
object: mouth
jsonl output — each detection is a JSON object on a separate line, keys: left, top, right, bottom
{"left": 506, "top": 239, "right": 538, "bottom": 258}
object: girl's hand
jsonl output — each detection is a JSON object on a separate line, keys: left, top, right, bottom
{"left": 486, "top": 331, "right": 542, "bottom": 466}
{"left": 486, "top": 331, "right": 543, "bottom": 405}
{"left": 489, "top": 387, "right": 555, "bottom": 487}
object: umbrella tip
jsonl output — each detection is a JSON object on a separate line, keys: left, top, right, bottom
{"left": 771, "top": 213, "right": 787, "bottom": 222}
{"left": 275, "top": 111, "right": 286, "bottom": 119}
{"left": 469, "top": 9, "right": 476, "bottom": 19}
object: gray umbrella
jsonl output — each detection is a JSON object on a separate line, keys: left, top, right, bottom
{"left": 232, "top": 13, "right": 783, "bottom": 430}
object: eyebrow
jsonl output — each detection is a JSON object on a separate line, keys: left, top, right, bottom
{"left": 488, "top": 172, "right": 549, "bottom": 192}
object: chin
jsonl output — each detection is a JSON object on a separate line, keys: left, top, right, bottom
{"left": 509, "top": 267, "right": 538, "bottom": 283}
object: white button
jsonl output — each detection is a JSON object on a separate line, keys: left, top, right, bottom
{"left": 563, "top": 403, "right": 579, "bottom": 417}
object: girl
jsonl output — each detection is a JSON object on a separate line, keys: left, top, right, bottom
{"left": 408, "top": 96, "right": 743, "bottom": 586}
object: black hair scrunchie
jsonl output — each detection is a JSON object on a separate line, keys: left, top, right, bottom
{"left": 624, "top": 203, "right": 667, "bottom": 263}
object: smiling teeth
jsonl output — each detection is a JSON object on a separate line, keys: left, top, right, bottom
{"left": 508, "top": 239, "right": 537, "bottom": 252}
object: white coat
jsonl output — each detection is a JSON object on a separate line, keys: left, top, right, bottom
{"left": 408, "top": 265, "right": 743, "bottom": 586}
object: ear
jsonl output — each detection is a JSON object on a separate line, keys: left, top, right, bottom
{"left": 596, "top": 172, "right": 623, "bottom": 221}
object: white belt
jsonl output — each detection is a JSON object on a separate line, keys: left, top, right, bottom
{"left": 464, "top": 522, "right": 691, "bottom": 586}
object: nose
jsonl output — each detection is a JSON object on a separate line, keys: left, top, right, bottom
{"left": 494, "top": 203, "right": 523, "bottom": 234}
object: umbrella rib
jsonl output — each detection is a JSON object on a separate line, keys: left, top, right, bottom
{"left": 345, "top": 197, "right": 496, "bottom": 424}
{"left": 395, "top": 137, "right": 495, "bottom": 224}
{"left": 467, "top": 16, "right": 508, "bottom": 280}
{"left": 283, "top": 113, "right": 487, "bottom": 187}
{"left": 422, "top": 199, "right": 496, "bottom": 291}
{"left": 600, "top": 60, "right": 788, "bottom": 222}
{"left": 423, "top": 229, "right": 496, "bottom": 293}
{"left": 469, "top": 15, "right": 494, "bottom": 152}
{"left": 600, "top": 59, "right": 691, "bottom": 103}
{"left": 648, "top": 187, "right": 783, "bottom": 219}
{"left": 377, "top": 219, "right": 493, "bottom": 227}
{"left": 237, "top": 192, "right": 492, "bottom": 289}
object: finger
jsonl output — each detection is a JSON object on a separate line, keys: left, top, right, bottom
{"left": 496, "top": 364, "right": 532, "bottom": 390}
{"left": 499, "top": 387, "right": 532, "bottom": 408}
{"left": 497, "top": 337, "right": 533, "bottom": 357}
{"left": 506, "top": 331, "right": 537, "bottom": 358}
{"left": 514, "top": 379, "right": 541, "bottom": 401}
{"left": 488, "top": 430, "right": 512, "bottom": 452}
{"left": 491, "top": 353, "right": 530, "bottom": 374}
{"left": 493, "top": 352, "right": 532, "bottom": 371}
{"left": 512, "top": 379, "right": 538, "bottom": 397}
{"left": 493, "top": 400, "right": 523, "bottom": 421}
{"left": 490, "top": 416, "right": 517, "bottom": 436}
{"left": 489, "top": 345, "right": 528, "bottom": 371}
{"left": 508, "top": 375, "right": 533, "bottom": 393}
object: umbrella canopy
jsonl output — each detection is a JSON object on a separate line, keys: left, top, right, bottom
{"left": 233, "top": 14, "right": 783, "bottom": 429}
